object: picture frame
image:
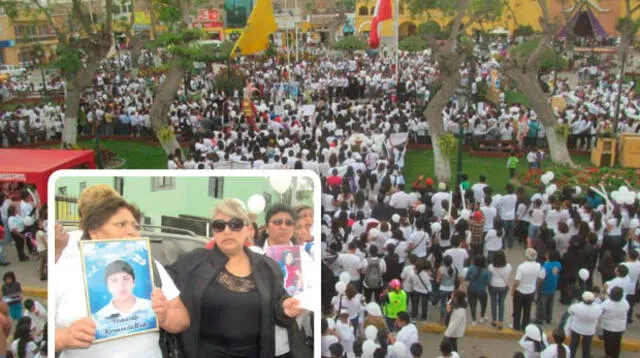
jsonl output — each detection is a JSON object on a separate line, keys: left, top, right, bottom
{"left": 79, "top": 237, "right": 158, "bottom": 343}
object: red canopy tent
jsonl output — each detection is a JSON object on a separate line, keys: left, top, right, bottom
{"left": 0, "top": 149, "right": 96, "bottom": 204}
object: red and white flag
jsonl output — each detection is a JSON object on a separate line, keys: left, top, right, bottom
{"left": 369, "top": 0, "right": 393, "bottom": 49}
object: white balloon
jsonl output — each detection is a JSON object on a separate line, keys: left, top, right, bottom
{"left": 365, "top": 325, "right": 378, "bottom": 341}
{"left": 629, "top": 218, "right": 640, "bottom": 230}
{"left": 22, "top": 216, "right": 34, "bottom": 227}
{"left": 269, "top": 175, "right": 292, "bottom": 194}
{"left": 365, "top": 302, "right": 382, "bottom": 316}
{"left": 612, "top": 191, "right": 624, "bottom": 204}
{"left": 541, "top": 174, "right": 551, "bottom": 185}
{"left": 339, "top": 272, "right": 352, "bottom": 284}
{"left": 247, "top": 194, "right": 266, "bottom": 214}
{"left": 574, "top": 186, "right": 582, "bottom": 196}
{"left": 579, "top": 268, "right": 590, "bottom": 281}
{"left": 393, "top": 341, "right": 407, "bottom": 357}
{"left": 619, "top": 185, "right": 630, "bottom": 193}
{"left": 430, "top": 222, "right": 442, "bottom": 233}
{"left": 624, "top": 193, "right": 635, "bottom": 205}
{"left": 362, "top": 340, "right": 378, "bottom": 357}
{"left": 546, "top": 171, "right": 555, "bottom": 182}
{"left": 335, "top": 281, "right": 346, "bottom": 294}
{"left": 545, "top": 186, "right": 556, "bottom": 196}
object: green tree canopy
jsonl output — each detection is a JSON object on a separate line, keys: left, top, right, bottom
{"left": 333, "top": 36, "right": 367, "bottom": 52}
{"left": 399, "top": 36, "right": 428, "bottom": 52}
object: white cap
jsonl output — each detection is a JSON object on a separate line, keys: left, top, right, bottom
{"left": 438, "top": 182, "right": 447, "bottom": 191}
{"left": 582, "top": 291, "right": 595, "bottom": 302}
{"left": 369, "top": 228, "right": 381, "bottom": 238}
{"left": 525, "top": 324, "right": 542, "bottom": 341}
{"left": 391, "top": 214, "right": 401, "bottom": 223}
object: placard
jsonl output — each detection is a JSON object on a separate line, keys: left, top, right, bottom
{"left": 266, "top": 246, "right": 304, "bottom": 296}
{"left": 79, "top": 238, "right": 158, "bottom": 342}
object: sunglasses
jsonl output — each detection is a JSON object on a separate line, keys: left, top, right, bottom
{"left": 211, "top": 218, "right": 246, "bottom": 232}
{"left": 270, "top": 219, "right": 295, "bottom": 227}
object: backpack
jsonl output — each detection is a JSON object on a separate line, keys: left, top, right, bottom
{"left": 364, "top": 258, "right": 383, "bottom": 289}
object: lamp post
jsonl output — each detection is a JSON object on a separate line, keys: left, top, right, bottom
{"left": 91, "top": 93, "right": 104, "bottom": 168}
{"left": 456, "top": 86, "right": 468, "bottom": 187}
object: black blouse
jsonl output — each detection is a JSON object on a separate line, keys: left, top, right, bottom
{"left": 198, "top": 268, "right": 262, "bottom": 358}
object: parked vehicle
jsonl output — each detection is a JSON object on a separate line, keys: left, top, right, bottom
{"left": 0, "top": 64, "right": 27, "bottom": 77}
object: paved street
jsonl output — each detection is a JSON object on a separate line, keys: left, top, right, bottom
{"left": 0, "top": 240, "right": 46, "bottom": 292}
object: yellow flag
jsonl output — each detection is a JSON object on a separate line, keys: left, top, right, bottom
{"left": 230, "top": 0, "right": 278, "bottom": 58}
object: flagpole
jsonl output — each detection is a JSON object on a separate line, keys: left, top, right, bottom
{"left": 394, "top": 0, "right": 399, "bottom": 84}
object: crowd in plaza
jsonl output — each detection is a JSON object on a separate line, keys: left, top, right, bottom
{"left": 2, "top": 33, "right": 640, "bottom": 357}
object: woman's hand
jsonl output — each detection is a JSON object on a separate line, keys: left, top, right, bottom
{"left": 61, "top": 318, "right": 96, "bottom": 350}
{"left": 54, "top": 223, "right": 70, "bottom": 263}
{"left": 282, "top": 297, "right": 302, "bottom": 318}
{"left": 151, "top": 288, "right": 169, "bottom": 324}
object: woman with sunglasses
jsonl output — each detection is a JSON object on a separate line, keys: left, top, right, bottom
{"left": 54, "top": 195, "right": 190, "bottom": 358}
{"left": 167, "top": 199, "right": 302, "bottom": 358}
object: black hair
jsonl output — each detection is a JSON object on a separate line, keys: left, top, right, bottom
{"left": 265, "top": 203, "right": 297, "bottom": 224}
{"left": 329, "top": 342, "right": 344, "bottom": 357}
{"left": 443, "top": 255, "right": 454, "bottom": 276}
{"left": 551, "top": 328, "right": 566, "bottom": 358}
{"left": 104, "top": 260, "right": 136, "bottom": 283}
{"left": 410, "top": 342, "right": 423, "bottom": 357}
{"left": 440, "top": 339, "right": 453, "bottom": 355}
{"left": 15, "top": 316, "right": 33, "bottom": 358}
{"left": 610, "top": 286, "right": 624, "bottom": 302}
{"left": 397, "top": 311, "right": 410, "bottom": 323}
{"left": 23, "top": 299, "right": 34, "bottom": 311}
{"left": 3, "top": 271, "right": 16, "bottom": 283}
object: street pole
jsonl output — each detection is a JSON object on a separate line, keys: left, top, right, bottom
{"left": 613, "top": 46, "right": 627, "bottom": 134}
{"left": 40, "top": 68, "right": 47, "bottom": 98}
{"left": 456, "top": 113, "right": 464, "bottom": 187}
{"left": 394, "top": 0, "right": 399, "bottom": 84}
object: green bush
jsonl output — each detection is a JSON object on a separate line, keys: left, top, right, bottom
{"left": 513, "top": 25, "right": 534, "bottom": 37}
{"left": 332, "top": 36, "right": 367, "bottom": 52}
{"left": 399, "top": 36, "right": 428, "bottom": 52}
{"left": 418, "top": 21, "right": 441, "bottom": 37}
{"left": 214, "top": 67, "right": 247, "bottom": 95}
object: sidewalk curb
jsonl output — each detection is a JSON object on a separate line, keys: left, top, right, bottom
{"left": 23, "top": 287, "right": 47, "bottom": 299}
{"left": 418, "top": 322, "right": 640, "bottom": 352}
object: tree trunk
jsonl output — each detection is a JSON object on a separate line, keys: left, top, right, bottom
{"left": 505, "top": 68, "right": 574, "bottom": 166}
{"left": 62, "top": 83, "right": 82, "bottom": 146}
{"left": 423, "top": 64, "right": 462, "bottom": 183}
{"left": 150, "top": 58, "right": 185, "bottom": 155}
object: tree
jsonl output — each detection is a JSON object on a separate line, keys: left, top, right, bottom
{"left": 502, "top": 0, "right": 573, "bottom": 166}
{"left": 612, "top": 1, "right": 640, "bottom": 131}
{"left": 332, "top": 36, "right": 367, "bottom": 52}
{"left": 147, "top": 0, "right": 202, "bottom": 155}
{"left": 399, "top": 35, "right": 428, "bottom": 52}
{"left": 405, "top": 0, "right": 503, "bottom": 183}
{"left": 1, "top": 0, "right": 117, "bottom": 147}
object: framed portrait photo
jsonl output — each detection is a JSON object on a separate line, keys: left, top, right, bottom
{"left": 79, "top": 238, "right": 158, "bottom": 342}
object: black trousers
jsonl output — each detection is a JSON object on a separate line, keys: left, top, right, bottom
{"left": 468, "top": 290, "right": 488, "bottom": 322}
{"left": 445, "top": 337, "right": 458, "bottom": 352}
{"left": 603, "top": 330, "right": 623, "bottom": 358}
{"left": 12, "top": 233, "right": 28, "bottom": 261}
{"left": 570, "top": 331, "right": 593, "bottom": 358}
{"left": 627, "top": 294, "right": 636, "bottom": 323}
{"left": 410, "top": 292, "right": 429, "bottom": 320}
{"left": 512, "top": 291, "right": 534, "bottom": 331}
{"left": 364, "top": 287, "right": 383, "bottom": 304}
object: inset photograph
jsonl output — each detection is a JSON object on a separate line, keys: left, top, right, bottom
{"left": 50, "top": 171, "right": 319, "bottom": 358}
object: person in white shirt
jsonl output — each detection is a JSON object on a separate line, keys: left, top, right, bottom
{"left": 443, "top": 237, "right": 469, "bottom": 277}
{"left": 541, "top": 328, "right": 571, "bottom": 358}
{"left": 358, "top": 245, "right": 386, "bottom": 303}
{"left": 622, "top": 250, "right": 640, "bottom": 323}
{"left": 321, "top": 319, "right": 339, "bottom": 358}
{"left": 519, "top": 323, "right": 549, "bottom": 358}
{"left": 334, "top": 242, "right": 364, "bottom": 290}
{"left": 604, "top": 265, "right": 632, "bottom": 298}
{"left": 568, "top": 291, "right": 603, "bottom": 358}
{"left": 488, "top": 251, "right": 511, "bottom": 329}
{"left": 23, "top": 299, "right": 46, "bottom": 341}
{"left": 499, "top": 184, "right": 518, "bottom": 248}
{"left": 11, "top": 317, "right": 38, "bottom": 358}
{"left": 389, "top": 311, "right": 418, "bottom": 351}
{"left": 334, "top": 309, "right": 355, "bottom": 356}
{"left": 512, "top": 249, "right": 545, "bottom": 331}
{"left": 431, "top": 183, "right": 450, "bottom": 219}
{"left": 471, "top": 175, "right": 488, "bottom": 204}
{"left": 407, "top": 221, "right": 429, "bottom": 259}
{"left": 388, "top": 184, "right": 416, "bottom": 214}
{"left": 600, "top": 287, "right": 629, "bottom": 358}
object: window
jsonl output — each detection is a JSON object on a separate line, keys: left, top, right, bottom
{"left": 358, "top": 6, "right": 368, "bottom": 16}
{"left": 151, "top": 177, "right": 175, "bottom": 191}
{"left": 57, "top": 186, "right": 68, "bottom": 196}
{"left": 79, "top": 181, "right": 87, "bottom": 194}
{"left": 208, "top": 177, "right": 224, "bottom": 198}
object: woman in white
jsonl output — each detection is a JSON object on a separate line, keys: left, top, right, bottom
{"left": 331, "top": 283, "right": 363, "bottom": 337}
{"left": 541, "top": 328, "right": 570, "bottom": 358}
{"left": 488, "top": 250, "right": 511, "bottom": 329}
{"left": 568, "top": 291, "right": 603, "bottom": 358}
{"left": 484, "top": 218, "right": 504, "bottom": 260}
{"left": 600, "top": 287, "right": 630, "bottom": 358}
{"left": 554, "top": 222, "right": 572, "bottom": 256}
{"left": 55, "top": 195, "right": 190, "bottom": 358}
{"left": 408, "top": 260, "right": 432, "bottom": 321}
{"left": 519, "top": 323, "right": 549, "bottom": 358}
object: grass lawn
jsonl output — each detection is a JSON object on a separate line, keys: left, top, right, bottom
{"left": 404, "top": 149, "right": 594, "bottom": 192}
{"left": 77, "top": 139, "right": 167, "bottom": 169}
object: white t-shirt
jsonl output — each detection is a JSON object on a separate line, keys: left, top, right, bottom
{"left": 484, "top": 229, "right": 503, "bottom": 252}
{"left": 622, "top": 261, "right": 640, "bottom": 292}
{"left": 541, "top": 344, "right": 570, "bottom": 358}
{"left": 601, "top": 298, "right": 630, "bottom": 332}
{"left": 471, "top": 183, "right": 488, "bottom": 204}
{"left": 489, "top": 263, "right": 512, "bottom": 288}
{"left": 11, "top": 340, "right": 38, "bottom": 358}
{"left": 56, "top": 253, "right": 180, "bottom": 358}
{"left": 321, "top": 334, "right": 339, "bottom": 357}
{"left": 408, "top": 230, "right": 429, "bottom": 258}
{"left": 568, "top": 302, "right": 603, "bottom": 336}
{"left": 443, "top": 248, "right": 469, "bottom": 277}
{"left": 331, "top": 294, "right": 363, "bottom": 320}
{"left": 515, "top": 261, "right": 545, "bottom": 294}
{"left": 335, "top": 253, "right": 363, "bottom": 281}
{"left": 396, "top": 323, "right": 419, "bottom": 349}
{"left": 499, "top": 194, "right": 518, "bottom": 220}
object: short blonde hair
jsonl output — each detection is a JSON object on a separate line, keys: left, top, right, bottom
{"left": 78, "top": 184, "right": 120, "bottom": 228}
{"left": 213, "top": 199, "right": 251, "bottom": 224}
